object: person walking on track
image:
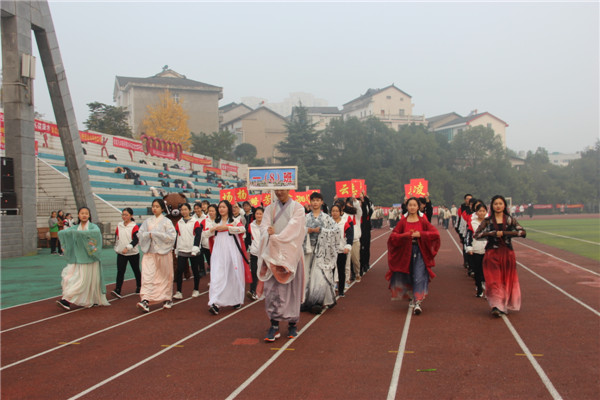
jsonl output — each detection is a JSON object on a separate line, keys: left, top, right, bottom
{"left": 387, "top": 197, "right": 441, "bottom": 315}
{"left": 112, "top": 208, "right": 141, "bottom": 298}
{"left": 474, "top": 195, "right": 526, "bottom": 317}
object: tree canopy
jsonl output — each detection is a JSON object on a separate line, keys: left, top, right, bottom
{"left": 191, "top": 130, "right": 237, "bottom": 161}
{"left": 84, "top": 102, "right": 133, "bottom": 138}
{"left": 141, "top": 90, "right": 191, "bottom": 150}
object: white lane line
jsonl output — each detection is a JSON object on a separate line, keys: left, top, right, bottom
{"left": 0, "top": 292, "right": 203, "bottom": 371}
{"left": 526, "top": 228, "right": 599, "bottom": 246}
{"left": 514, "top": 241, "right": 600, "bottom": 277}
{"left": 386, "top": 301, "right": 413, "bottom": 400}
{"left": 446, "top": 230, "right": 567, "bottom": 400}
{"left": 68, "top": 300, "right": 261, "bottom": 400}
{"left": 1, "top": 277, "right": 137, "bottom": 311}
{"left": 501, "top": 315, "right": 563, "bottom": 400}
{"left": 1, "top": 293, "right": 136, "bottom": 334}
{"left": 516, "top": 261, "right": 600, "bottom": 317}
{"left": 226, "top": 250, "right": 389, "bottom": 400}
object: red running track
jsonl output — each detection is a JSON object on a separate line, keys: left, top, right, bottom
{"left": 1, "top": 226, "right": 598, "bottom": 400}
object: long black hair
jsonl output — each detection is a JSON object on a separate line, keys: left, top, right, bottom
{"left": 490, "top": 195, "right": 510, "bottom": 216}
{"left": 215, "top": 200, "right": 234, "bottom": 223}
{"left": 77, "top": 206, "right": 92, "bottom": 223}
{"left": 152, "top": 198, "right": 167, "bottom": 214}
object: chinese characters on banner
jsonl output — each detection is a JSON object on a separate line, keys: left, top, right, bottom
{"left": 261, "top": 192, "right": 272, "bottom": 206}
{"left": 292, "top": 191, "right": 309, "bottom": 206}
{"left": 235, "top": 187, "right": 249, "bottom": 202}
{"left": 336, "top": 179, "right": 367, "bottom": 198}
{"left": 404, "top": 178, "right": 429, "bottom": 198}
{"left": 247, "top": 166, "right": 297, "bottom": 190}
{"left": 248, "top": 194, "right": 261, "bottom": 207}
{"left": 220, "top": 189, "right": 235, "bottom": 203}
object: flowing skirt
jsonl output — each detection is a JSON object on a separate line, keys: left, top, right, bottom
{"left": 264, "top": 259, "right": 304, "bottom": 323}
{"left": 390, "top": 244, "right": 429, "bottom": 301}
{"left": 483, "top": 246, "right": 521, "bottom": 313}
{"left": 61, "top": 262, "right": 109, "bottom": 307}
{"left": 208, "top": 233, "right": 245, "bottom": 307}
{"left": 303, "top": 255, "right": 336, "bottom": 309}
{"left": 140, "top": 253, "right": 173, "bottom": 304}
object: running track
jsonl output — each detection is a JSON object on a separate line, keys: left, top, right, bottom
{"left": 1, "top": 226, "right": 598, "bottom": 400}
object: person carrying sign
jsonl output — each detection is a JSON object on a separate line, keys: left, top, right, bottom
{"left": 257, "top": 189, "right": 306, "bottom": 342}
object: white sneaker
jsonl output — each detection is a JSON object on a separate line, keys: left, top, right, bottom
{"left": 191, "top": 290, "right": 200, "bottom": 298}
{"left": 173, "top": 291, "right": 183, "bottom": 300}
{"left": 163, "top": 300, "right": 173, "bottom": 309}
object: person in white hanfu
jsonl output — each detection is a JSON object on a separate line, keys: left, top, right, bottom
{"left": 258, "top": 189, "right": 307, "bottom": 342}
{"left": 136, "top": 199, "right": 177, "bottom": 313}
{"left": 205, "top": 200, "right": 250, "bottom": 315}
{"left": 302, "top": 192, "right": 341, "bottom": 314}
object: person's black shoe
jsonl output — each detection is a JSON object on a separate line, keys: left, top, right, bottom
{"left": 491, "top": 307, "right": 502, "bottom": 317}
{"left": 111, "top": 290, "right": 123, "bottom": 299}
{"left": 57, "top": 299, "right": 71, "bottom": 311}
{"left": 233, "top": 304, "right": 242, "bottom": 310}
{"left": 310, "top": 304, "right": 323, "bottom": 314}
{"left": 209, "top": 304, "right": 219, "bottom": 315}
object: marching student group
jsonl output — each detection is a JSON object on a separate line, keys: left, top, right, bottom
{"left": 54, "top": 188, "right": 526, "bottom": 341}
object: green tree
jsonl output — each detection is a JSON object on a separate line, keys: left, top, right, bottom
{"left": 234, "top": 143, "right": 257, "bottom": 163}
{"left": 276, "top": 104, "right": 324, "bottom": 189}
{"left": 191, "top": 130, "right": 236, "bottom": 161}
{"left": 85, "top": 102, "right": 133, "bottom": 138}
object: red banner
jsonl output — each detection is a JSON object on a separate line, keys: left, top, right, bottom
{"left": 204, "top": 166, "right": 222, "bottom": 175}
{"left": 182, "top": 153, "right": 211, "bottom": 165}
{"left": 220, "top": 189, "right": 236, "bottom": 203}
{"left": 113, "top": 137, "right": 144, "bottom": 152}
{"left": 335, "top": 181, "right": 352, "bottom": 197}
{"left": 405, "top": 178, "right": 428, "bottom": 198}
{"left": 221, "top": 162, "right": 238, "bottom": 173}
{"left": 566, "top": 204, "right": 584, "bottom": 209}
{"left": 294, "top": 191, "right": 309, "bottom": 206}
{"left": 533, "top": 204, "right": 553, "bottom": 209}
{"left": 79, "top": 131, "right": 103, "bottom": 144}
{"left": 249, "top": 194, "right": 262, "bottom": 207}
{"left": 351, "top": 179, "right": 365, "bottom": 197}
{"left": 261, "top": 192, "right": 272, "bottom": 206}
{"left": 235, "top": 187, "right": 249, "bottom": 202}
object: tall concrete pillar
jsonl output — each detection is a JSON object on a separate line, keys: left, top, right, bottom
{"left": 1, "top": 0, "right": 98, "bottom": 256}
{"left": 1, "top": 0, "right": 37, "bottom": 255}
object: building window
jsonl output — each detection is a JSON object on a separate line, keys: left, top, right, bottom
{"left": 173, "top": 93, "right": 180, "bottom": 103}
{"left": 399, "top": 109, "right": 405, "bottom": 116}
{"left": 381, "top": 110, "right": 385, "bottom": 116}
{"left": 400, "top": 97, "right": 404, "bottom": 101}
{"left": 487, "top": 123, "right": 492, "bottom": 129}
{"left": 386, "top": 95, "right": 391, "bottom": 99}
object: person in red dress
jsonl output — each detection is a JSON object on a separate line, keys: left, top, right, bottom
{"left": 474, "top": 195, "right": 526, "bottom": 317}
{"left": 387, "top": 197, "right": 441, "bottom": 315}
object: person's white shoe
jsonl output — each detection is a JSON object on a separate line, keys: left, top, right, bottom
{"left": 191, "top": 290, "right": 200, "bottom": 298}
{"left": 173, "top": 291, "right": 183, "bottom": 300}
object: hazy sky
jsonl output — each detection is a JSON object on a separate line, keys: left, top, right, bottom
{"left": 29, "top": 0, "right": 599, "bottom": 154}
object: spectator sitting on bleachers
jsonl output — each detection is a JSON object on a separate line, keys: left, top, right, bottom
{"left": 82, "top": 147, "right": 87, "bottom": 155}
{"left": 114, "top": 167, "right": 125, "bottom": 174}
{"left": 109, "top": 154, "right": 117, "bottom": 161}
{"left": 159, "top": 179, "right": 170, "bottom": 187}
{"left": 171, "top": 163, "right": 180, "bottom": 169}
{"left": 158, "top": 172, "right": 171, "bottom": 179}
{"left": 134, "top": 177, "right": 147, "bottom": 186}
{"left": 205, "top": 187, "right": 212, "bottom": 195}
{"left": 163, "top": 163, "right": 169, "bottom": 171}
{"left": 139, "top": 159, "right": 147, "bottom": 164}
{"left": 173, "top": 178, "right": 185, "bottom": 187}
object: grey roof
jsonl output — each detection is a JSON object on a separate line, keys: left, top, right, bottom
{"left": 219, "top": 102, "right": 252, "bottom": 113}
{"left": 343, "top": 84, "right": 412, "bottom": 106}
{"left": 304, "top": 106, "right": 341, "bottom": 114}
{"left": 223, "top": 106, "right": 287, "bottom": 126}
{"left": 426, "top": 112, "right": 462, "bottom": 125}
{"left": 115, "top": 75, "right": 222, "bottom": 91}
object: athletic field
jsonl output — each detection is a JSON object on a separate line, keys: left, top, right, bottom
{"left": 1, "top": 214, "right": 598, "bottom": 399}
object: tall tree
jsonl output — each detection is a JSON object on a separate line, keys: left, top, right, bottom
{"left": 141, "top": 89, "right": 191, "bottom": 150}
{"left": 84, "top": 102, "right": 133, "bottom": 138}
{"left": 191, "top": 130, "right": 236, "bottom": 161}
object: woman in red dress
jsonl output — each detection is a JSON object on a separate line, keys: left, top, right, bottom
{"left": 387, "top": 197, "right": 440, "bottom": 315}
{"left": 474, "top": 195, "right": 526, "bottom": 317}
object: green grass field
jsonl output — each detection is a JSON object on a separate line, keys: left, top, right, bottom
{"left": 520, "top": 218, "right": 600, "bottom": 262}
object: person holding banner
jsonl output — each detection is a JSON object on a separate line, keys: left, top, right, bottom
{"left": 258, "top": 189, "right": 306, "bottom": 342}
{"left": 387, "top": 197, "right": 441, "bottom": 315}
{"left": 474, "top": 195, "right": 526, "bottom": 317}
{"left": 205, "top": 200, "right": 250, "bottom": 315}
{"left": 302, "top": 192, "right": 341, "bottom": 314}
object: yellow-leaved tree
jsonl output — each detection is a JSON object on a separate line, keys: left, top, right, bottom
{"left": 141, "top": 89, "right": 191, "bottom": 150}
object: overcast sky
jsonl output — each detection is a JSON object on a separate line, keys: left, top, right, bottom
{"left": 29, "top": 0, "right": 599, "bottom": 154}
